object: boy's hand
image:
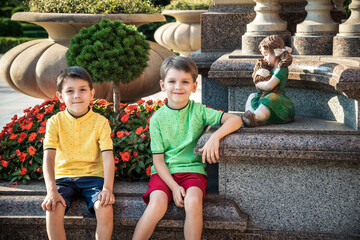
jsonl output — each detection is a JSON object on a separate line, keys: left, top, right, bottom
{"left": 199, "top": 135, "right": 219, "bottom": 164}
{"left": 172, "top": 185, "right": 186, "bottom": 208}
{"left": 41, "top": 191, "right": 66, "bottom": 213}
{"left": 98, "top": 189, "right": 115, "bottom": 207}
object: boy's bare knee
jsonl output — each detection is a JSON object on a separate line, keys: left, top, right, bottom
{"left": 148, "top": 191, "right": 168, "bottom": 213}
{"left": 184, "top": 189, "right": 203, "bottom": 212}
{"left": 94, "top": 201, "right": 113, "bottom": 218}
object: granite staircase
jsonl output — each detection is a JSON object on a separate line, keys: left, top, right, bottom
{"left": 0, "top": 181, "right": 248, "bottom": 240}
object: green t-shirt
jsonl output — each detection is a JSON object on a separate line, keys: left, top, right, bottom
{"left": 150, "top": 100, "right": 224, "bottom": 176}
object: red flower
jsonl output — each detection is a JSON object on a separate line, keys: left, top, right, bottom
{"left": 11, "top": 115, "right": 18, "bottom": 121}
{"left": 36, "top": 168, "right": 41, "bottom": 172}
{"left": 146, "top": 105, "right": 154, "bottom": 111}
{"left": 114, "top": 156, "right": 119, "bottom": 164}
{"left": 135, "top": 126, "right": 144, "bottom": 135}
{"left": 147, "top": 116, "right": 152, "bottom": 124}
{"left": 140, "top": 134, "right": 146, "bottom": 139}
{"left": 125, "top": 131, "right": 130, "bottom": 136}
{"left": 125, "top": 105, "right": 138, "bottom": 114}
{"left": 117, "top": 131, "right": 125, "bottom": 138}
{"left": 59, "top": 103, "right": 66, "bottom": 111}
{"left": 9, "top": 133, "right": 17, "bottom": 140}
{"left": 23, "top": 121, "right": 33, "bottom": 130}
{"left": 41, "top": 119, "right": 48, "bottom": 126}
{"left": 1, "top": 160, "right": 9, "bottom": 167}
{"left": 37, "top": 113, "right": 44, "bottom": 122}
{"left": 19, "top": 152, "right": 27, "bottom": 162}
{"left": 17, "top": 138, "right": 23, "bottom": 143}
{"left": 120, "top": 103, "right": 128, "bottom": 109}
{"left": 137, "top": 99, "right": 145, "bottom": 104}
{"left": 98, "top": 99, "right": 108, "bottom": 106}
{"left": 146, "top": 100, "right": 153, "bottom": 104}
{"left": 146, "top": 166, "right": 152, "bottom": 176}
{"left": 110, "top": 133, "right": 114, "bottom": 139}
{"left": 120, "top": 114, "right": 129, "bottom": 123}
{"left": 45, "top": 104, "right": 54, "bottom": 114}
{"left": 24, "top": 107, "right": 31, "bottom": 113}
{"left": 20, "top": 132, "right": 27, "bottom": 139}
{"left": 133, "top": 152, "right": 138, "bottom": 157}
{"left": 38, "top": 127, "right": 46, "bottom": 134}
{"left": 120, "top": 152, "right": 130, "bottom": 162}
{"left": 28, "top": 146, "right": 36, "bottom": 156}
{"left": 28, "top": 132, "right": 37, "bottom": 142}
{"left": 16, "top": 150, "right": 21, "bottom": 156}
{"left": 19, "top": 168, "right": 27, "bottom": 175}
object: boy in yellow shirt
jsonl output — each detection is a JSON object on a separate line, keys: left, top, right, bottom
{"left": 42, "top": 66, "right": 115, "bottom": 240}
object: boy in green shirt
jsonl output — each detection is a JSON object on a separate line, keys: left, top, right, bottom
{"left": 133, "top": 56, "right": 243, "bottom": 240}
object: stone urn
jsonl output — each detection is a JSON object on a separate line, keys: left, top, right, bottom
{"left": 0, "top": 12, "right": 174, "bottom": 102}
{"left": 154, "top": 10, "right": 206, "bottom": 56}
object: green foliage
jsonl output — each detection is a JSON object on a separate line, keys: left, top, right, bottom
{"left": 343, "top": 0, "right": 352, "bottom": 18}
{"left": 26, "top": 0, "right": 160, "bottom": 14}
{"left": 0, "top": 18, "right": 23, "bottom": 37}
{"left": 66, "top": 19, "right": 150, "bottom": 84}
{"left": 150, "top": 0, "right": 171, "bottom": 7}
{"left": 0, "top": 97, "right": 165, "bottom": 183}
{"left": 0, "top": 37, "right": 38, "bottom": 53}
{"left": 164, "top": 0, "right": 212, "bottom": 10}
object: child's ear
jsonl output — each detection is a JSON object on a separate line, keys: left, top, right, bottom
{"left": 192, "top": 81, "right": 198, "bottom": 93}
{"left": 160, "top": 80, "right": 166, "bottom": 92}
{"left": 90, "top": 88, "right": 95, "bottom": 98}
{"left": 56, "top": 91, "right": 64, "bottom": 103}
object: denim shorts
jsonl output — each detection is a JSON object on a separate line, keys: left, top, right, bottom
{"left": 56, "top": 176, "right": 104, "bottom": 215}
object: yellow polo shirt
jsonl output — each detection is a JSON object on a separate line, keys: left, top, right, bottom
{"left": 43, "top": 108, "right": 113, "bottom": 179}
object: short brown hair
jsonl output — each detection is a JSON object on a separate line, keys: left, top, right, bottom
{"left": 160, "top": 56, "right": 198, "bottom": 82}
{"left": 56, "top": 66, "right": 93, "bottom": 92}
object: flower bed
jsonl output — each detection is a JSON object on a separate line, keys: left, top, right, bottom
{"left": 0, "top": 97, "right": 165, "bottom": 184}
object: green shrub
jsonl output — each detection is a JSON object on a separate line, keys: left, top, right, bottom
{"left": 164, "top": 0, "right": 212, "bottom": 10}
{"left": 0, "top": 17, "right": 23, "bottom": 37}
{"left": 0, "top": 37, "right": 38, "bottom": 54}
{"left": 66, "top": 18, "right": 151, "bottom": 113}
{"left": 26, "top": 0, "right": 160, "bottom": 14}
{"left": 23, "top": 30, "right": 48, "bottom": 38}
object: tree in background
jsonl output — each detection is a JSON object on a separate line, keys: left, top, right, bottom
{"left": 66, "top": 19, "right": 151, "bottom": 115}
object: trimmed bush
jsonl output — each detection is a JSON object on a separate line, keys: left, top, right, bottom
{"left": 27, "top": 0, "right": 160, "bottom": 14}
{"left": 164, "top": 0, "right": 212, "bottom": 10}
{"left": 66, "top": 18, "right": 151, "bottom": 113}
{"left": 0, "top": 18, "right": 23, "bottom": 37}
{"left": 0, "top": 37, "right": 37, "bottom": 53}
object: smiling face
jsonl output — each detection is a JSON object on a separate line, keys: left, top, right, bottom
{"left": 260, "top": 47, "right": 278, "bottom": 68}
{"left": 56, "top": 77, "right": 95, "bottom": 117}
{"left": 160, "top": 68, "right": 197, "bottom": 109}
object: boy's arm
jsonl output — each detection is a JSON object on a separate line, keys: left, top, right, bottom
{"left": 153, "top": 154, "right": 185, "bottom": 208}
{"left": 98, "top": 150, "right": 115, "bottom": 207}
{"left": 41, "top": 149, "right": 66, "bottom": 212}
{"left": 199, "top": 113, "right": 242, "bottom": 164}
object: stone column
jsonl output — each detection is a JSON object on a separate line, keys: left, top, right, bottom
{"left": 242, "top": 0, "right": 291, "bottom": 55}
{"left": 333, "top": 0, "right": 360, "bottom": 57}
{"left": 292, "top": 0, "right": 339, "bottom": 55}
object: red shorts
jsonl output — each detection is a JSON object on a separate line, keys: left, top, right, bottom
{"left": 142, "top": 173, "right": 207, "bottom": 205}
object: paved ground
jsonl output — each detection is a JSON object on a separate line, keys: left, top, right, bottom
{"left": 0, "top": 53, "right": 201, "bottom": 129}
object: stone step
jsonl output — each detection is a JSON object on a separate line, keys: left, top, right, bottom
{"left": 0, "top": 180, "right": 248, "bottom": 239}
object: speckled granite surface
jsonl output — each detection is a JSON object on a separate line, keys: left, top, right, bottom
{"left": 333, "top": 36, "right": 360, "bottom": 57}
{"left": 292, "top": 33, "right": 336, "bottom": 55}
{"left": 194, "top": 120, "right": 360, "bottom": 237}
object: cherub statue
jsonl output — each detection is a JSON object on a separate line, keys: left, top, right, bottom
{"left": 242, "top": 35, "right": 295, "bottom": 127}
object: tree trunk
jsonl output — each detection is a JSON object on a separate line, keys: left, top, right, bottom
{"left": 113, "top": 81, "right": 121, "bottom": 115}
